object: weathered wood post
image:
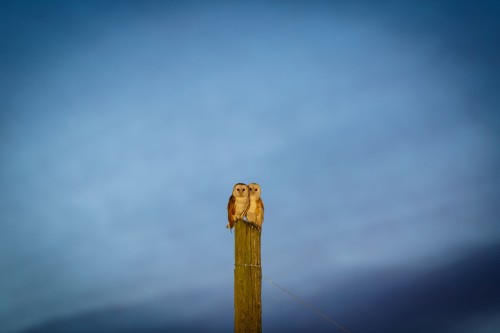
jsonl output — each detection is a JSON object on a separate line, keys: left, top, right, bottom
{"left": 234, "top": 220, "right": 262, "bottom": 333}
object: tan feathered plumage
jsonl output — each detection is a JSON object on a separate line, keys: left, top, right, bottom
{"left": 246, "top": 183, "right": 264, "bottom": 229}
{"left": 226, "top": 183, "right": 250, "bottom": 230}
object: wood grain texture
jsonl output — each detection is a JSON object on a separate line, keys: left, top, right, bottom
{"left": 234, "top": 220, "right": 262, "bottom": 333}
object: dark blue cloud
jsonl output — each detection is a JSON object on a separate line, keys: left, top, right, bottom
{"left": 20, "top": 243, "right": 500, "bottom": 333}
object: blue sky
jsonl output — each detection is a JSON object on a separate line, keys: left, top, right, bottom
{"left": 1, "top": 1, "right": 500, "bottom": 332}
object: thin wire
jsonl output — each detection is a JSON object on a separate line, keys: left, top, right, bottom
{"left": 262, "top": 275, "right": 352, "bottom": 333}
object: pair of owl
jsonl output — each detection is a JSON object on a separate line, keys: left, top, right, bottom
{"left": 227, "top": 183, "right": 264, "bottom": 230}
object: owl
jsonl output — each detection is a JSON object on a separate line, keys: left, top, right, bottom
{"left": 226, "top": 183, "right": 250, "bottom": 230}
{"left": 246, "top": 183, "right": 264, "bottom": 229}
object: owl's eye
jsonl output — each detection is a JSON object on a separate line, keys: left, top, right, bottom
{"left": 242, "top": 189, "right": 245, "bottom": 191}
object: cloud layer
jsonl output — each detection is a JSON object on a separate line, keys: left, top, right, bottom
{"left": 1, "top": 1, "right": 499, "bottom": 332}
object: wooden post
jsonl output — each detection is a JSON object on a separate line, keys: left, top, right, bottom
{"left": 234, "top": 219, "right": 262, "bottom": 333}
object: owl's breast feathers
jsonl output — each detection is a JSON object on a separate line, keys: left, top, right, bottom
{"left": 234, "top": 196, "right": 250, "bottom": 217}
{"left": 227, "top": 194, "right": 250, "bottom": 229}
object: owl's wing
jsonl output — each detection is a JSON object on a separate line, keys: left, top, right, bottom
{"left": 257, "top": 198, "right": 264, "bottom": 224}
{"left": 227, "top": 195, "right": 236, "bottom": 228}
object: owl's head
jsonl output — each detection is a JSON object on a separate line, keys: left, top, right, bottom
{"left": 232, "top": 183, "right": 249, "bottom": 197}
{"left": 248, "top": 183, "right": 261, "bottom": 198}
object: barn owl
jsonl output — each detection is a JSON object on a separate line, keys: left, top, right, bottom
{"left": 246, "top": 183, "right": 264, "bottom": 229}
{"left": 226, "top": 183, "right": 250, "bottom": 230}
